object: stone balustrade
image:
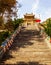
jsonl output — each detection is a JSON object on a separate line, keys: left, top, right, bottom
{"left": 0, "top": 25, "right": 22, "bottom": 60}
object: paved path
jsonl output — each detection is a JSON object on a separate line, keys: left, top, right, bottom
{"left": 0, "top": 28, "right": 51, "bottom": 65}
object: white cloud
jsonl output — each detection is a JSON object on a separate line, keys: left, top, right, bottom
{"left": 32, "top": 0, "right": 40, "bottom": 12}
{"left": 18, "top": 0, "right": 51, "bottom": 22}
{"left": 45, "top": 8, "right": 51, "bottom": 18}
{"left": 18, "top": 0, "right": 26, "bottom": 3}
{"left": 32, "top": 1, "right": 51, "bottom": 22}
{"left": 32, "top": 0, "right": 41, "bottom": 21}
{"left": 18, "top": 0, "right": 23, "bottom": 3}
{"left": 41, "top": 8, "right": 51, "bottom": 22}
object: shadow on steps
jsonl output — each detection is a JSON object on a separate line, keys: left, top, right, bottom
{"left": 16, "top": 61, "right": 46, "bottom": 65}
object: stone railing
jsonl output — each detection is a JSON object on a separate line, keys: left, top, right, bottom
{"left": 40, "top": 27, "right": 51, "bottom": 48}
{"left": 0, "top": 25, "right": 22, "bottom": 60}
{"left": 45, "top": 34, "right": 51, "bottom": 48}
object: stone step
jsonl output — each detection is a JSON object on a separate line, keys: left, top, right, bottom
{"left": 19, "top": 48, "right": 50, "bottom": 52}
{"left": 40, "top": 61, "right": 51, "bottom": 65}
{"left": 1, "top": 28, "right": 51, "bottom": 64}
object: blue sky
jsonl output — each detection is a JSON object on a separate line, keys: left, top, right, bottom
{"left": 18, "top": 0, "right": 51, "bottom": 22}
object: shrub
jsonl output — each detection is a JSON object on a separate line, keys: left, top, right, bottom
{"left": 13, "top": 18, "right": 24, "bottom": 30}
{"left": 0, "top": 31, "right": 10, "bottom": 45}
{"left": 43, "top": 18, "right": 51, "bottom": 37}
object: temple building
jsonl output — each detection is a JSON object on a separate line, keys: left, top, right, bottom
{"left": 22, "top": 13, "right": 36, "bottom": 29}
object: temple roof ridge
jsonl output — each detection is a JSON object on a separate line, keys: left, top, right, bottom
{"left": 24, "top": 13, "right": 34, "bottom": 16}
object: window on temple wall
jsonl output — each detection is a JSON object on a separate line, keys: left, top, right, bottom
{"left": 27, "top": 23, "right": 31, "bottom": 26}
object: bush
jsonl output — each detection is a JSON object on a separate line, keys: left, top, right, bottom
{"left": 43, "top": 18, "right": 51, "bottom": 37}
{"left": 13, "top": 18, "right": 24, "bottom": 30}
{"left": 5, "top": 20, "right": 14, "bottom": 33}
{"left": 0, "top": 18, "right": 23, "bottom": 45}
{"left": 0, "top": 31, "right": 10, "bottom": 45}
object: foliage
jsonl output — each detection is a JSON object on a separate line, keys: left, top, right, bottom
{"left": 0, "top": 18, "right": 23, "bottom": 45}
{"left": 0, "top": 0, "right": 16, "bottom": 14}
{"left": 0, "top": 16, "right": 5, "bottom": 29}
{"left": 5, "top": 20, "right": 14, "bottom": 33}
{"left": 13, "top": 18, "right": 24, "bottom": 30}
{"left": 43, "top": 18, "right": 51, "bottom": 37}
{"left": 0, "top": 0, "right": 22, "bottom": 45}
{"left": 4, "top": 18, "right": 24, "bottom": 32}
{"left": 0, "top": 0, "right": 18, "bottom": 21}
{"left": 0, "top": 31, "right": 10, "bottom": 45}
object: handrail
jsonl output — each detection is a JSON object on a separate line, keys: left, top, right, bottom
{"left": 0, "top": 25, "right": 22, "bottom": 60}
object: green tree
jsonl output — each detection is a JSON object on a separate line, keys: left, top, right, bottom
{"left": 5, "top": 20, "right": 14, "bottom": 33}
{"left": 46, "top": 18, "right": 51, "bottom": 37}
{"left": 13, "top": 18, "right": 24, "bottom": 30}
{"left": 0, "top": 31, "right": 10, "bottom": 45}
{"left": 0, "top": 16, "right": 5, "bottom": 29}
{"left": 0, "top": 0, "right": 18, "bottom": 21}
{"left": 0, "top": 0, "right": 16, "bottom": 14}
{"left": 42, "top": 18, "right": 51, "bottom": 37}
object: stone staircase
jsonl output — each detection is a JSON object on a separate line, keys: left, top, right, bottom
{"left": 0, "top": 28, "right": 51, "bottom": 65}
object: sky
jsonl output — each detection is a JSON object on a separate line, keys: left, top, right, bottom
{"left": 18, "top": 0, "right": 51, "bottom": 22}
